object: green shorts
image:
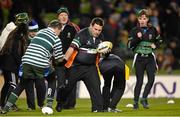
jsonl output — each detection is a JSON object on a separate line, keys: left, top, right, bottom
{"left": 22, "top": 64, "right": 54, "bottom": 79}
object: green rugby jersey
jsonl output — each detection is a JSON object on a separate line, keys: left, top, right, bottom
{"left": 27, "top": 36, "right": 33, "bottom": 46}
{"left": 134, "top": 41, "right": 153, "bottom": 54}
{"left": 22, "top": 27, "right": 63, "bottom": 68}
{"left": 128, "top": 26, "right": 162, "bottom": 54}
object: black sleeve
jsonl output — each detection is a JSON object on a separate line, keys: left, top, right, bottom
{"left": 152, "top": 27, "right": 163, "bottom": 48}
{"left": 127, "top": 27, "right": 142, "bottom": 50}
{"left": 70, "top": 32, "right": 82, "bottom": 49}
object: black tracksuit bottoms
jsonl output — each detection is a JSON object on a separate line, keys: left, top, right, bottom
{"left": 134, "top": 55, "right": 157, "bottom": 102}
{"left": 0, "top": 70, "right": 18, "bottom": 107}
{"left": 56, "top": 66, "right": 76, "bottom": 108}
{"left": 58, "top": 64, "right": 103, "bottom": 111}
{"left": 25, "top": 78, "right": 46, "bottom": 109}
{"left": 99, "top": 58, "right": 126, "bottom": 109}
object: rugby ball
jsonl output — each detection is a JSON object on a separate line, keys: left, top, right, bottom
{"left": 42, "top": 106, "right": 53, "bottom": 115}
{"left": 97, "top": 41, "right": 113, "bottom": 54}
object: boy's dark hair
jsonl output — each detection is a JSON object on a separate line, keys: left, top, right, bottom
{"left": 48, "top": 20, "right": 62, "bottom": 30}
{"left": 91, "top": 17, "right": 104, "bottom": 26}
{"left": 137, "top": 9, "right": 149, "bottom": 18}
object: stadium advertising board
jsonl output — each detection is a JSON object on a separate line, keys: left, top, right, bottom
{"left": 77, "top": 75, "right": 180, "bottom": 98}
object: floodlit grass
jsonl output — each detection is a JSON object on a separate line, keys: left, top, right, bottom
{"left": 1, "top": 98, "right": 180, "bottom": 116}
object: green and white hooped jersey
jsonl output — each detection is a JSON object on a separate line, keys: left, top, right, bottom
{"left": 22, "top": 27, "right": 63, "bottom": 68}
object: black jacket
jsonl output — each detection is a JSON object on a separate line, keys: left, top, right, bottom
{"left": 59, "top": 24, "right": 78, "bottom": 54}
{"left": 1, "top": 36, "right": 24, "bottom": 73}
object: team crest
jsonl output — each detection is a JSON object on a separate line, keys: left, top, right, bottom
{"left": 67, "top": 32, "right": 71, "bottom": 38}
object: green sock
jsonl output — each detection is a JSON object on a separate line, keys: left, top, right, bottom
{"left": 46, "top": 97, "right": 54, "bottom": 108}
{"left": 4, "top": 92, "right": 18, "bottom": 111}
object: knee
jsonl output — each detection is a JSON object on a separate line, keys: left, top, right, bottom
{"left": 103, "top": 82, "right": 111, "bottom": 88}
{"left": 135, "top": 80, "right": 143, "bottom": 87}
{"left": 147, "top": 79, "right": 155, "bottom": 85}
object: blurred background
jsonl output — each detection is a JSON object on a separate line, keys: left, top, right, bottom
{"left": 0, "top": 0, "right": 180, "bottom": 74}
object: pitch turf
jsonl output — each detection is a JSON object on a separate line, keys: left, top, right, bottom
{"left": 1, "top": 98, "right": 180, "bottom": 116}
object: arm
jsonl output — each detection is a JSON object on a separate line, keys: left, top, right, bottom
{"left": 57, "top": 33, "right": 81, "bottom": 66}
{"left": 127, "top": 28, "right": 142, "bottom": 50}
{"left": 64, "top": 47, "right": 75, "bottom": 60}
{"left": 53, "top": 38, "right": 64, "bottom": 63}
{"left": 54, "top": 47, "right": 73, "bottom": 66}
{"left": 11, "top": 31, "right": 25, "bottom": 65}
{"left": 11, "top": 39, "right": 22, "bottom": 65}
{"left": 64, "top": 37, "right": 80, "bottom": 60}
{"left": 153, "top": 27, "right": 163, "bottom": 48}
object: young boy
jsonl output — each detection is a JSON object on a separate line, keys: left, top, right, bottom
{"left": 1, "top": 20, "right": 63, "bottom": 114}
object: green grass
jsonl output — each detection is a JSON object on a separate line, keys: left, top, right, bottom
{"left": 1, "top": 98, "right": 180, "bottom": 116}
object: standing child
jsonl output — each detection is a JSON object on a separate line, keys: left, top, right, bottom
{"left": 0, "top": 12, "right": 29, "bottom": 111}
{"left": 25, "top": 19, "right": 46, "bottom": 110}
{"left": 127, "top": 9, "right": 162, "bottom": 109}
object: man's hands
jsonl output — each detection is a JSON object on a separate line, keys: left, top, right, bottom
{"left": 55, "top": 58, "right": 67, "bottom": 66}
{"left": 58, "top": 59, "right": 67, "bottom": 66}
{"left": 97, "top": 41, "right": 113, "bottom": 54}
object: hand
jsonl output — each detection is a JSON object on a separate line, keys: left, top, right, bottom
{"left": 55, "top": 59, "right": 67, "bottom": 66}
{"left": 102, "top": 48, "right": 112, "bottom": 54}
{"left": 137, "top": 32, "right": 142, "bottom": 39}
{"left": 151, "top": 43, "right": 156, "bottom": 49}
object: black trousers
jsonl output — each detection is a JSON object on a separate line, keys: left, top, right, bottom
{"left": 134, "top": 54, "right": 157, "bottom": 102}
{"left": 6, "top": 72, "right": 56, "bottom": 108}
{"left": 99, "top": 56, "right": 126, "bottom": 109}
{"left": 0, "top": 70, "right": 18, "bottom": 107}
{"left": 25, "top": 78, "right": 46, "bottom": 109}
{"left": 56, "top": 66, "right": 76, "bottom": 108}
{"left": 58, "top": 64, "right": 103, "bottom": 111}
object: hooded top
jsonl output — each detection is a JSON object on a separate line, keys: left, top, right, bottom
{"left": 0, "top": 22, "right": 17, "bottom": 50}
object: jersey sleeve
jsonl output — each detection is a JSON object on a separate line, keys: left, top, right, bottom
{"left": 127, "top": 28, "right": 141, "bottom": 50}
{"left": 53, "top": 37, "right": 63, "bottom": 60}
{"left": 70, "top": 33, "right": 82, "bottom": 49}
{"left": 152, "top": 27, "right": 163, "bottom": 48}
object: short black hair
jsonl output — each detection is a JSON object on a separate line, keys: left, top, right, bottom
{"left": 91, "top": 17, "right": 104, "bottom": 26}
{"left": 48, "top": 20, "right": 62, "bottom": 30}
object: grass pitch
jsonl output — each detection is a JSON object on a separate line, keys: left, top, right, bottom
{"left": 0, "top": 98, "right": 180, "bottom": 116}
